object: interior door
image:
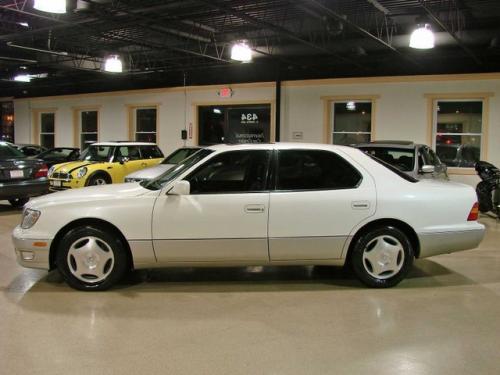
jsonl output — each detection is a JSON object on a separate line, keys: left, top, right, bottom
{"left": 152, "top": 150, "right": 272, "bottom": 263}
{"left": 268, "top": 149, "right": 376, "bottom": 261}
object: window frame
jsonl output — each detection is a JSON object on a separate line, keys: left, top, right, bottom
{"left": 127, "top": 104, "right": 159, "bottom": 143}
{"left": 273, "top": 149, "right": 363, "bottom": 192}
{"left": 321, "top": 95, "right": 379, "bottom": 145}
{"left": 39, "top": 111, "right": 56, "bottom": 148}
{"left": 79, "top": 109, "right": 99, "bottom": 150}
{"left": 425, "top": 92, "right": 492, "bottom": 175}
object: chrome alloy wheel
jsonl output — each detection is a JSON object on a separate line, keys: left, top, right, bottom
{"left": 362, "top": 235, "right": 405, "bottom": 280}
{"left": 93, "top": 178, "right": 107, "bottom": 185}
{"left": 67, "top": 236, "right": 115, "bottom": 283}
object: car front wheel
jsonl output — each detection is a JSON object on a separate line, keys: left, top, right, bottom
{"left": 56, "top": 226, "right": 128, "bottom": 291}
{"left": 9, "top": 197, "right": 29, "bottom": 208}
{"left": 351, "top": 226, "right": 414, "bottom": 288}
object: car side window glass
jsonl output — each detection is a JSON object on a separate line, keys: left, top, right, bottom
{"left": 140, "top": 146, "right": 163, "bottom": 159}
{"left": 276, "top": 150, "right": 361, "bottom": 191}
{"left": 117, "top": 146, "right": 141, "bottom": 160}
{"left": 186, "top": 150, "right": 271, "bottom": 194}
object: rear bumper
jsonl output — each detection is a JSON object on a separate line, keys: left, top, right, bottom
{"left": 12, "top": 226, "right": 51, "bottom": 270}
{"left": 418, "top": 225, "right": 485, "bottom": 258}
{"left": 0, "top": 178, "right": 49, "bottom": 200}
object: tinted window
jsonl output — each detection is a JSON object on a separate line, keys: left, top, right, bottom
{"left": 186, "top": 150, "right": 271, "bottom": 194}
{"left": 140, "top": 146, "right": 163, "bottom": 159}
{"left": 358, "top": 147, "right": 415, "bottom": 172}
{"left": 277, "top": 150, "right": 361, "bottom": 190}
{"left": 164, "top": 148, "right": 200, "bottom": 164}
{"left": 0, "top": 143, "right": 25, "bottom": 159}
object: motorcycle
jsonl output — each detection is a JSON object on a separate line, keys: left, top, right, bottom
{"left": 475, "top": 161, "right": 500, "bottom": 218}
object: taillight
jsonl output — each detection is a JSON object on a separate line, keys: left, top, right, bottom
{"left": 35, "top": 164, "right": 48, "bottom": 178}
{"left": 467, "top": 202, "right": 479, "bottom": 221}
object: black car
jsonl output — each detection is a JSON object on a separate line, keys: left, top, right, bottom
{"left": 0, "top": 142, "right": 49, "bottom": 207}
{"left": 17, "top": 144, "right": 48, "bottom": 157}
{"left": 33, "top": 147, "right": 80, "bottom": 168}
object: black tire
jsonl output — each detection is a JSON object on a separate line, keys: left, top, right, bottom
{"left": 9, "top": 197, "right": 29, "bottom": 208}
{"left": 351, "top": 226, "right": 414, "bottom": 288}
{"left": 87, "top": 173, "right": 111, "bottom": 186}
{"left": 56, "top": 225, "right": 128, "bottom": 291}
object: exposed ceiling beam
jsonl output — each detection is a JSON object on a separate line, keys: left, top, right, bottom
{"left": 418, "top": 0, "right": 482, "bottom": 65}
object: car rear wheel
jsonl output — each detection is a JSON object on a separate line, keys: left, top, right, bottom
{"left": 351, "top": 226, "right": 414, "bottom": 288}
{"left": 56, "top": 226, "right": 128, "bottom": 291}
{"left": 9, "top": 197, "right": 29, "bottom": 208}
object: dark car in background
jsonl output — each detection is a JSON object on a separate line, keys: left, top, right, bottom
{"left": 33, "top": 147, "right": 80, "bottom": 168}
{"left": 436, "top": 143, "right": 479, "bottom": 168}
{"left": 17, "top": 144, "right": 48, "bottom": 157}
{"left": 355, "top": 140, "right": 448, "bottom": 180}
{"left": 0, "top": 142, "right": 49, "bottom": 207}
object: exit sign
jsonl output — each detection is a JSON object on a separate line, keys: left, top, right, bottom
{"left": 217, "top": 87, "right": 233, "bottom": 98}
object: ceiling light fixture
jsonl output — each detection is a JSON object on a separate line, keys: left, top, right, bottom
{"left": 409, "top": 24, "right": 435, "bottom": 49}
{"left": 231, "top": 41, "right": 252, "bottom": 62}
{"left": 33, "top": 0, "right": 66, "bottom": 14}
{"left": 18, "top": 22, "right": 29, "bottom": 28}
{"left": 104, "top": 55, "right": 123, "bottom": 73}
{"left": 13, "top": 74, "right": 31, "bottom": 82}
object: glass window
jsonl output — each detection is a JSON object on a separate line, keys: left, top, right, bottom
{"left": 163, "top": 148, "right": 200, "bottom": 164}
{"left": 277, "top": 150, "right": 362, "bottom": 190}
{"left": 332, "top": 102, "right": 372, "bottom": 145}
{"left": 40, "top": 113, "right": 55, "bottom": 148}
{"left": 80, "top": 145, "right": 113, "bottom": 162}
{"left": 186, "top": 150, "right": 271, "bottom": 194}
{"left": 116, "top": 146, "right": 141, "bottom": 160}
{"left": 358, "top": 147, "right": 415, "bottom": 172}
{"left": 140, "top": 146, "right": 163, "bottom": 159}
{"left": 0, "top": 143, "right": 25, "bottom": 158}
{"left": 80, "top": 110, "right": 98, "bottom": 150}
{"left": 135, "top": 108, "right": 157, "bottom": 142}
{"left": 434, "top": 100, "right": 482, "bottom": 167}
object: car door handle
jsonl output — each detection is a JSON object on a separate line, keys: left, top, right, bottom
{"left": 351, "top": 201, "right": 370, "bottom": 210}
{"left": 244, "top": 204, "right": 265, "bottom": 213}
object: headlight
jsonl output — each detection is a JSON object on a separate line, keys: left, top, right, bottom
{"left": 48, "top": 166, "right": 55, "bottom": 177}
{"left": 76, "top": 167, "right": 87, "bottom": 178}
{"left": 21, "top": 208, "right": 41, "bottom": 229}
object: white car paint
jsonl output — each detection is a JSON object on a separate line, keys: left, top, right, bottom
{"left": 13, "top": 143, "right": 484, "bottom": 282}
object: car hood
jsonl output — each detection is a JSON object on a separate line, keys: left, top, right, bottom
{"left": 27, "top": 182, "right": 152, "bottom": 208}
{"left": 51, "top": 160, "right": 101, "bottom": 174}
{"left": 126, "top": 163, "right": 175, "bottom": 180}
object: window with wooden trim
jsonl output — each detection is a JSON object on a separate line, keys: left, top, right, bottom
{"left": 40, "top": 112, "right": 55, "bottom": 148}
{"left": 80, "top": 110, "right": 98, "bottom": 150}
{"left": 433, "top": 100, "right": 483, "bottom": 168}
{"left": 134, "top": 107, "right": 157, "bottom": 142}
{"left": 331, "top": 101, "right": 372, "bottom": 145}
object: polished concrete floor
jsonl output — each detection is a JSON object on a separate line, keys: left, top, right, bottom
{"left": 1, "top": 202, "right": 500, "bottom": 375}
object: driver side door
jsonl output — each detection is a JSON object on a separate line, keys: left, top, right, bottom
{"left": 152, "top": 150, "right": 272, "bottom": 263}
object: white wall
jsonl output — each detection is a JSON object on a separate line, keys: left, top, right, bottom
{"left": 13, "top": 73, "right": 500, "bottom": 186}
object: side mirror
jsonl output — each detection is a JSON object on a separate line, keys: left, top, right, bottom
{"left": 117, "top": 156, "right": 129, "bottom": 164}
{"left": 421, "top": 165, "right": 435, "bottom": 174}
{"left": 167, "top": 180, "right": 190, "bottom": 196}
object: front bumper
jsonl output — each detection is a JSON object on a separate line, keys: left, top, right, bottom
{"left": 48, "top": 177, "right": 83, "bottom": 191}
{"left": 418, "top": 225, "right": 485, "bottom": 258}
{"left": 0, "top": 178, "right": 49, "bottom": 200}
{"left": 12, "top": 226, "right": 51, "bottom": 270}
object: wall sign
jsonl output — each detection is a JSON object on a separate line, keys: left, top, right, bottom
{"left": 226, "top": 106, "right": 270, "bottom": 144}
{"left": 217, "top": 87, "right": 233, "bottom": 98}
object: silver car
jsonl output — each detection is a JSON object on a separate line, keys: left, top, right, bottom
{"left": 125, "top": 147, "right": 201, "bottom": 183}
{"left": 355, "top": 141, "right": 448, "bottom": 180}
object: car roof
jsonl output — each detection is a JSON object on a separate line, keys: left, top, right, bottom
{"left": 355, "top": 140, "right": 423, "bottom": 149}
{"left": 205, "top": 142, "right": 357, "bottom": 153}
{"left": 90, "top": 142, "right": 158, "bottom": 146}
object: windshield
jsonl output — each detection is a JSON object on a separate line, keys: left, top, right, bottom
{"left": 358, "top": 147, "right": 415, "bottom": 172}
{"left": 142, "top": 149, "right": 213, "bottom": 190}
{"left": 79, "top": 145, "right": 113, "bottom": 162}
{"left": 162, "top": 148, "right": 201, "bottom": 165}
{"left": 0, "top": 143, "right": 26, "bottom": 159}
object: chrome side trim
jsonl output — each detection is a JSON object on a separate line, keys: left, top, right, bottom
{"left": 153, "top": 238, "right": 269, "bottom": 263}
{"left": 129, "top": 240, "right": 157, "bottom": 268}
{"left": 269, "top": 236, "right": 348, "bottom": 260}
{"left": 418, "top": 229, "right": 485, "bottom": 258}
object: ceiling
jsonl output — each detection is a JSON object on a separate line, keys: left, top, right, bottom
{"left": 0, "top": 0, "right": 499, "bottom": 98}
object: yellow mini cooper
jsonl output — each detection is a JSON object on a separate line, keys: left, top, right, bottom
{"left": 48, "top": 142, "right": 163, "bottom": 191}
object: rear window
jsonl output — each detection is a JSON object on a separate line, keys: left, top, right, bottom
{"left": 0, "top": 143, "right": 25, "bottom": 159}
{"left": 358, "top": 147, "right": 414, "bottom": 172}
{"left": 367, "top": 154, "right": 418, "bottom": 183}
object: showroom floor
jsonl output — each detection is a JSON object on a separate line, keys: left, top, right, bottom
{"left": 1, "top": 203, "right": 499, "bottom": 375}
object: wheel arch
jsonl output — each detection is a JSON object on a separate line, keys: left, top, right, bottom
{"left": 346, "top": 218, "right": 421, "bottom": 263}
{"left": 49, "top": 218, "right": 133, "bottom": 270}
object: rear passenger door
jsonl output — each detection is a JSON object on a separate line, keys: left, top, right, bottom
{"left": 268, "top": 149, "right": 376, "bottom": 261}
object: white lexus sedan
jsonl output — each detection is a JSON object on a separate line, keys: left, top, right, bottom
{"left": 12, "top": 143, "right": 485, "bottom": 291}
